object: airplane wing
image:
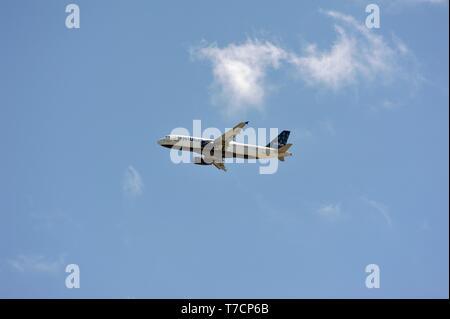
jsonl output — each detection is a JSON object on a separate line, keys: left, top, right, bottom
{"left": 198, "top": 155, "right": 228, "bottom": 172}
{"left": 213, "top": 121, "right": 249, "bottom": 150}
{"left": 212, "top": 162, "right": 227, "bottom": 172}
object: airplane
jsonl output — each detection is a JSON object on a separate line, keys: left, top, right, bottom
{"left": 157, "top": 121, "right": 292, "bottom": 172}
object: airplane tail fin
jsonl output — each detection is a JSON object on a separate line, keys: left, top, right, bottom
{"left": 278, "top": 143, "right": 293, "bottom": 161}
{"left": 266, "top": 130, "right": 291, "bottom": 149}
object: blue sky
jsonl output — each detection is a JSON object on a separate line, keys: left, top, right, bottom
{"left": 0, "top": 0, "right": 448, "bottom": 298}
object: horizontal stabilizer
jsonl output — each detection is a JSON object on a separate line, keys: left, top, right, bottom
{"left": 278, "top": 143, "right": 293, "bottom": 161}
{"left": 278, "top": 143, "right": 292, "bottom": 153}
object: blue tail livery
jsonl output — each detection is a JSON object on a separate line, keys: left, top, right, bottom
{"left": 266, "top": 130, "right": 291, "bottom": 149}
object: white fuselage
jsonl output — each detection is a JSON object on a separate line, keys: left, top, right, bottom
{"left": 157, "top": 135, "right": 290, "bottom": 160}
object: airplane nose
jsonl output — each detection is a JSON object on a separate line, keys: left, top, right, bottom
{"left": 157, "top": 139, "right": 163, "bottom": 145}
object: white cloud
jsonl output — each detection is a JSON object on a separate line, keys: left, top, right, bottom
{"left": 7, "top": 254, "right": 65, "bottom": 274}
{"left": 194, "top": 11, "right": 412, "bottom": 114}
{"left": 291, "top": 28, "right": 359, "bottom": 89}
{"left": 362, "top": 196, "right": 393, "bottom": 227}
{"left": 193, "top": 39, "right": 287, "bottom": 115}
{"left": 317, "top": 203, "right": 342, "bottom": 221}
{"left": 291, "top": 10, "right": 401, "bottom": 89}
{"left": 123, "top": 165, "right": 144, "bottom": 197}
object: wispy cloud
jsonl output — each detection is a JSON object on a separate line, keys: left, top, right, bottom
{"left": 291, "top": 10, "right": 402, "bottom": 89}
{"left": 193, "top": 10, "right": 413, "bottom": 114}
{"left": 317, "top": 203, "right": 342, "bottom": 221}
{"left": 123, "top": 165, "right": 144, "bottom": 197}
{"left": 362, "top": 196, "right": 393, "bottom": 227}
{"left": 7, "top": 254, "right": 65, "bottom": 274}
{"left": 193, "top": 39, "right": 287, "bottom": 115}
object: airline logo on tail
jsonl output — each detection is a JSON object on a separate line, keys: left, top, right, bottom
{"left": 266, "top": 130, "right": 291, "bottom": 149}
